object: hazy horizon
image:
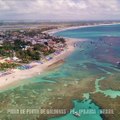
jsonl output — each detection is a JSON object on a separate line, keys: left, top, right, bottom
{"left": 0, "top": 19, "right": 120, "bottom": 23}
{"left": 0, "top": 0, "right": 120, "bottom": 21}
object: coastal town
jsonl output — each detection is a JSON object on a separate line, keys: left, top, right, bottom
{"left": 0, "top": 21, "right": 120, "bottom": 81}
{"left": 0, "top": 0, "right": 120, "bottom": 120}
{"left": 0, "top": 28, "right": 67, "bottom": 77}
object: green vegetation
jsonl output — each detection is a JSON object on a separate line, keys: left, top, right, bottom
{"left": 0, "top": 62, "right": 19, "bottom": 70}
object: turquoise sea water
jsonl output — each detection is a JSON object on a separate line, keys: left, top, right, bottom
{"left": 0, "top": 24, "right": 120, "bottom": 120}
{"left": 49, "top": 24, "right": 120, "bottom": 120}
{"left": 55, "top": 24, "right": 120, "bottom": 39}
{"left": 49, "top": 100, "right": 102, "bottom": 120}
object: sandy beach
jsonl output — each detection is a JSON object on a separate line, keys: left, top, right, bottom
{"left": 0, "top": 22, "right": 116, "bottom": 90}
{"left": 0, "top": 38, "right": 85, "bottom": 90}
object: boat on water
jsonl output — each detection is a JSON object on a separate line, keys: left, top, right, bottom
{"left": 73, "top": 112, "right": 81, "bottom": 117}
{"left": 80, "top": 49, "right": 84, "bottom": 52}
{"left": 116, "top": 61, "right": 120, "bottom": 69}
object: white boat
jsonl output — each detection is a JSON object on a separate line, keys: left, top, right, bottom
{"left": 73, "top": 112, "right": 81, "bottom": 117}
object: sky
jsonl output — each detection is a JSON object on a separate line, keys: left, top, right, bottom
{"left": 0, "top": 0, "right": 120, "bottom": 21}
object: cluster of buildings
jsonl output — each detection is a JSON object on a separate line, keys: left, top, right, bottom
{"left": 0, "top": 29, "right": 66, "bottom": 63}
{"left": 0, "top": 29, "right": 65, "bottom": 47}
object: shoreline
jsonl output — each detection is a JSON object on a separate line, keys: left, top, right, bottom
{"left": 45, "top": 23, "right": 120, "bottom": 36}
{"left": 0, "top": 38, "right": 84, "bottom": 90}
{"left": 0, "top": 22, "right": 118, "bottom": 90}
